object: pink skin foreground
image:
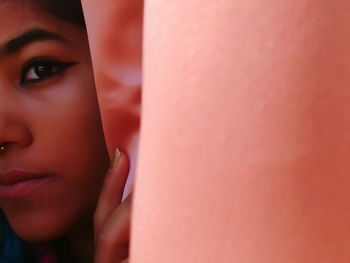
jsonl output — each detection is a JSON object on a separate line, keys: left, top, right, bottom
{"left": 132, "top": 0, "right": 350, "bottom": 263}
{"left": 0, "top": 1, "right": 131, "bottom": 262}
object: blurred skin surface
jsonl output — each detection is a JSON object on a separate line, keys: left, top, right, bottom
{"left": 0, "top": 0, "right": 109, "bottom": 260}
{"left": 132, "top": 0, "right": 350, "bottom": 262}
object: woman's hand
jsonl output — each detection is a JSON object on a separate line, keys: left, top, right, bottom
{"left": 94, "top": 150, "right": 132, "bottom": 263}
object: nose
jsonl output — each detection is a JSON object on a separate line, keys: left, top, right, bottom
{"left": 0, "top": 108, "right": 33, "bottom": 156}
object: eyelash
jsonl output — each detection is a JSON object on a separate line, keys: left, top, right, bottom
{"left": 20, "top": 57, "right": 77, "bottom": 85}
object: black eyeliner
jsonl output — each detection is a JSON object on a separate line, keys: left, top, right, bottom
{"left": 20, "top": 57, "right": 78, "bottom": 85}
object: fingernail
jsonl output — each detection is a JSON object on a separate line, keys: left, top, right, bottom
{"left": 110, "top": 148, "right": 121, "bottom": 170}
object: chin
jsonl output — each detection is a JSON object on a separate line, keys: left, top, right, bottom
{"left": 2, "top": 206, "right": 76, "bottom": 243}
{"left": 10, "top": 217, "right": 68, "bottom": 243}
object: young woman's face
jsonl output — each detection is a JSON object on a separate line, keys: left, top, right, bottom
{"left": 0, "top": 1, "right": 110, "bottom": 241}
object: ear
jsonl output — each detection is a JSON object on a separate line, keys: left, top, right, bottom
{"left": 81, "top": 0, "right": 143, "bottom": 196}
{"left": 81, "top": 0, "right": 143, "bottom": 156}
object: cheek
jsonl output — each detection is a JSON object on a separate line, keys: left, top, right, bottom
{"left": 29, "top": 68, "right": 109, "bottom": 181}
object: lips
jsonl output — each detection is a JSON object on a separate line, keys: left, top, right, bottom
{"left": 0, "top": 170, "right": 46, "bottom": 185}
{"left": 0, "top": 170, "right": 52, "bottom": 198}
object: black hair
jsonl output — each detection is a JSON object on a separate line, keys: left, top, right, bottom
{"left": 36, "top": 0, "right": 85, "bottom": 27}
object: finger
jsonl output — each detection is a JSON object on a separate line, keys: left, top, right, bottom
{"left": 94, "top": 151, "right": 129, "bottom": 234}
{"left": 95, "top": 194, "right": 132, "bottom": 263}
{"left": 94, "top": 150, "right": 130, "bottom": 237}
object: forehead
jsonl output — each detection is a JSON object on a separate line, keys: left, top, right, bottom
{"left": 0, "top": 1, "right": 83, "bottom": 47}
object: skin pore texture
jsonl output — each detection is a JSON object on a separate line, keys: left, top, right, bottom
{"left": 0, "top": 0, "right": 110, "bottom": 261}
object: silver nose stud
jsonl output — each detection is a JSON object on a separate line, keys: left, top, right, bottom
{"left": 0, "top": 144, "right": 7, "bottom": 153}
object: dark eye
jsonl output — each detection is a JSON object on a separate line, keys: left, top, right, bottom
{"left": 20, "top": 58, "right": 77, "bottom": 85}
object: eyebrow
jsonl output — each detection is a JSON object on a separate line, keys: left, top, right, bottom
{"left": 0, "top": 28, "right": 67, "bottom": 57}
